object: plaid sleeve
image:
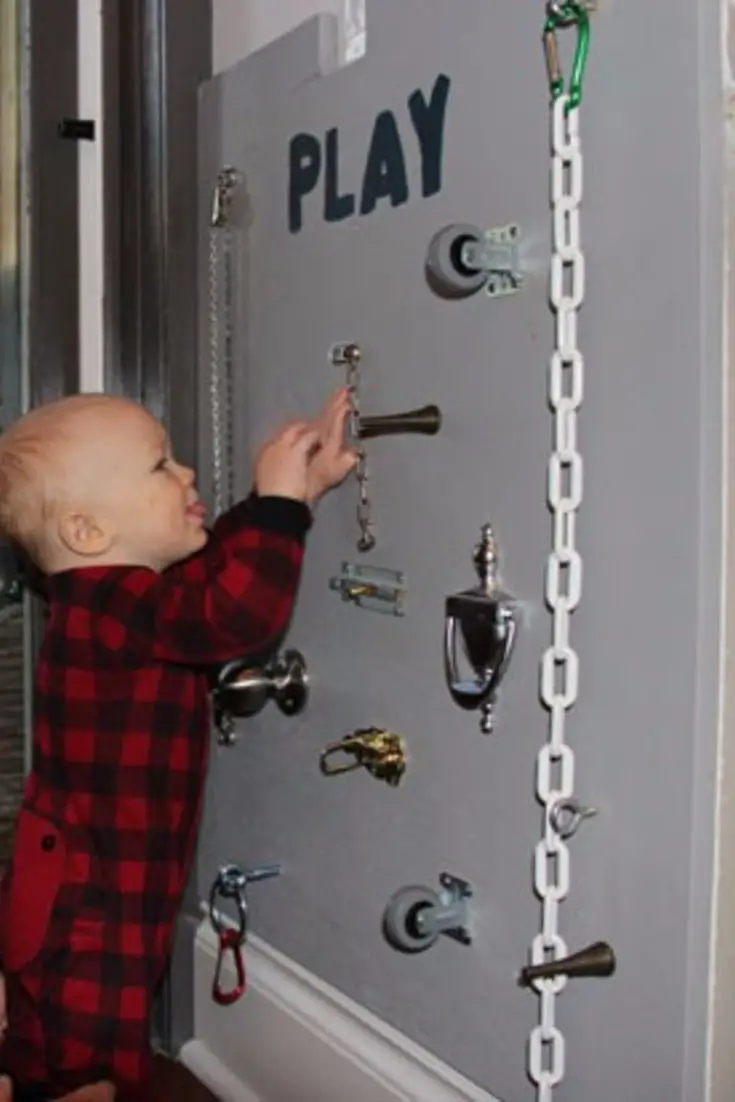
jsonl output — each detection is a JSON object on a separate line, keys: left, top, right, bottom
{"left": 210, "top": 492, "right": 261, "bottom": 547}
{"left": 171, "top": 492, "right": 261, "bottom": 585}
{"left": 122, "top": 495, "right": 312, "bottom": 665}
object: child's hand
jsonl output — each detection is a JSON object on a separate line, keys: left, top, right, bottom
{"left": 254, "top": 420, "right": 320, "bottom": 501}
{"left": 307, "top": 387, "right": 357, "bottom": 504}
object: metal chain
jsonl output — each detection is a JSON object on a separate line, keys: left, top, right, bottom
{"left": 346, "top": 356, "right": 376, "bottom": 553}
{"left": 528, "top": 11, "right": 588, "bottom": 1095}
{"left": 208, "top": 168, "right": 238, "bottom": 518}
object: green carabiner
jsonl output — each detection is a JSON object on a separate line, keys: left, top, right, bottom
{"left": 543, "top": 2, "right": 591, "bottom": 112}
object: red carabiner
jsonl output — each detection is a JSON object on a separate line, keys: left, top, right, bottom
{"left": 212, "top": 927, "right": 247, "bottom": 1005}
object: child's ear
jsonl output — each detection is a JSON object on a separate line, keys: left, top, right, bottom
{"left": 57, "top": 511, "right": 113, "bottom": 557}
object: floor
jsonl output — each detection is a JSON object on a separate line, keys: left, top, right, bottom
{"left": 149, "top": 1055, "right": 218, "bottom": 1101}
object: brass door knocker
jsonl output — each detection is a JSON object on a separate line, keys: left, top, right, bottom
{"left": 319, "top": 727, "right": 407, "bottom": 786}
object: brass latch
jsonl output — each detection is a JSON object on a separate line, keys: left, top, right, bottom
{"left": 319, "top": 728, "right": 407, "bottom": 786}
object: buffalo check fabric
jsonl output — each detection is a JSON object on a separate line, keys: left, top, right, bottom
{"left": 0, "top": 494, "right": 310, "bottom": 1097}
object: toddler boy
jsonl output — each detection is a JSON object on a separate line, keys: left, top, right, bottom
{"left": 0, "top": 388, "right": 354, "bottom": 1100}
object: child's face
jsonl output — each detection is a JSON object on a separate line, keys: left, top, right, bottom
{"left": 61, "top": 401, "right": 208, "bottom": 572}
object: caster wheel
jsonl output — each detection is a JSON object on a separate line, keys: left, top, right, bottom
{"left": 382, "top": 885, "right": 441, "bottom": 953}
{"left": 425, "top": 223, "right": 487, "bottom": 299}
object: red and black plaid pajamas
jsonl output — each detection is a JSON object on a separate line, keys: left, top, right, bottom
{"left": 0, "top": 494, "right": 310, "bottom": 1099}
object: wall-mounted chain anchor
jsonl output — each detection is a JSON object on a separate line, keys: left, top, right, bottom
{"left": 519, "top": 941, "right": 615, "bottom": 989}
{"left": 330, "top": 341, "right": 442, "bottom": 552}
{"left": 320, "top": 727, "right": 407, "bottom": 786}
{"left": 383, "top": 873, "right": 473, "bottom": 953}
{"left": 426, "top": 222, "right": 522, "bottom": 299}
{"left": 208, "top": 862, "right": 282, "bottom": 1005}
{"left": 444, "top": 524, "right": 518, "bottom": 734}
{"left": 210, "top": 165, "right": 239, "bottom": 228}
{"left": 330, "top": 562, "right": 406, "bottom": 616}
{"left": 214, "top": 649, "right": 309, "bottom": 745}
{"left": 548, "top": 797, "right": 597, "bottom": 840}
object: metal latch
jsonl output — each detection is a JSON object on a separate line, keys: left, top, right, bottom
{"left": 460, "top": 224, "right": 522, "bottom": 298}
{"left": 329, "top": 562, "right": 406, "bottom": 616}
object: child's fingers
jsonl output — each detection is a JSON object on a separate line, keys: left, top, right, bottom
{"left": 336, "top": 450, "right": 358, "bottom": 478}
{"left": 317, "top": 387, "right": 350, "bottom": 434}
{"left": 260, "top": 420, "right": 316, "bottom": 454}
{"left": 259, "top": 418, "right": 315, "bottom": 452}
{"left": 259, "top": 390, "right": 350, "bottom": 453}
{"left": 320, "top": 385, "right": 349, "bottom": 414}
{"left": 320, "top": 397, "right": 352, "bottom": 451}
{"left": 276, "top": 419, "right": 316, "bottom": 443}
{"left": 293, "top": 427, "right": 322, "bottom": 456}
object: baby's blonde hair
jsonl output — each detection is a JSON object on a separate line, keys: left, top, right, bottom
{"left": 0, "top": 394, "right": 116, "bottom": 568}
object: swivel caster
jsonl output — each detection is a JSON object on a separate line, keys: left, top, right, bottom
{"left": 382, "top": 873, "right": 473, "bottom": 954}
{"left": 425, "top": 222, "right": 522, "bottom": 300}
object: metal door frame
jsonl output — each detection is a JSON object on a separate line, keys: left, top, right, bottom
{"left": 102, "top": 0, "right": 211, "bottom": 471}
{"left": 100, "top": 0, "right": 212, "bottom": 1052}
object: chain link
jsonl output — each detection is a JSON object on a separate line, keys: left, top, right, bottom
{"left": 345, "top": 356, "right": 376, "bottom": 553}
{"left": 208, "top": 168, "right": 238, "bottom": 518}
{"left": 528, "top": 90, "right": 585, "bottom": 1102}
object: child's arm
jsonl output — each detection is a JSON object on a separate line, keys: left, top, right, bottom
{"left": 165, "top": 491, "right": 264, "bottom": 585}
{"left": 121, "top": 492, "right": 311, "bottom": 666}
{"left": 108, "top": 392, "right": 354, "bottom": 667}
{"left": 176, "top": 385, "right": 355, "bottom": 579}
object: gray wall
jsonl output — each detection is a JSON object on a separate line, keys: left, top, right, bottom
{"left": 197, "top": 3, "right": 725, "bottom": 1099}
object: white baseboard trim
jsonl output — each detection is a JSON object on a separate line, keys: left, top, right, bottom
{"left": 179, "top": 1038, "right": 262, "bottom": 1102}
{"left": 189, "top": 912, "right": 500, "bottom": 1102}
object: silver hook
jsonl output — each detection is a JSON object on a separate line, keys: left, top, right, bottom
{"left": 208, "top": 862, "right": 283, "bottom": 943}
{"left": 209, "top": 864, "right": 249, "bottom": 942}
{"left": 548, "top": 797, "right": 597, "bottom": 840}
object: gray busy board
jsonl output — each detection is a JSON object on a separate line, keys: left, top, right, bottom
{"left": 196, "top": 2, "right": 724, "bottom": 1098}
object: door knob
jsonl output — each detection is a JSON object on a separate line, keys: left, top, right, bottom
{"left": 214, "top": 649, "right": 309, "bottom": 744}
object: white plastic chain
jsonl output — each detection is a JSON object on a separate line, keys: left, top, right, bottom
{"left": 527, "top": 90, "right": 584, "bottom": 1100}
